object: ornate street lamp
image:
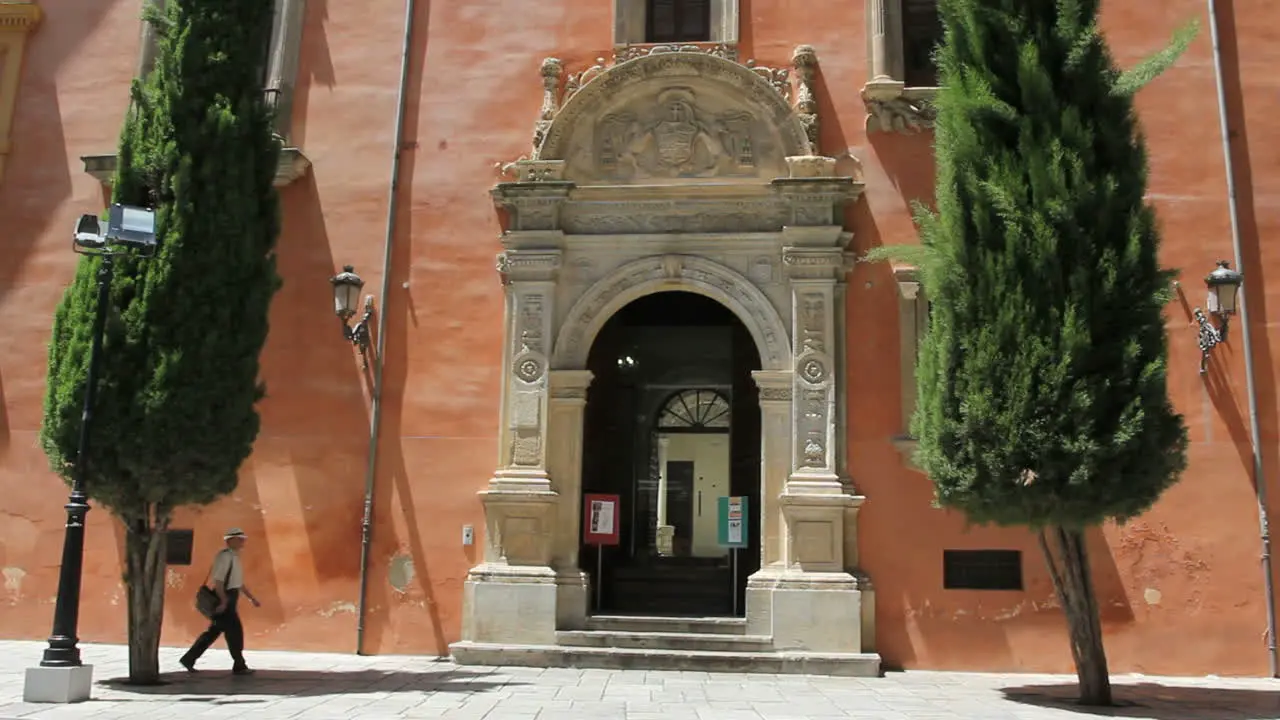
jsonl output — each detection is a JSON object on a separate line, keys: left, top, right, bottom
{"left": 1195, "top": 259, "right": 1244, "bottom": 374}
{"left": 330, "top": 265, "right": 373, "bottom": 369}
{"left": 26, "top": 205, "right": 156, "bottom": 703}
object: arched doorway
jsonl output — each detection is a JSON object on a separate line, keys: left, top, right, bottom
{"left": 581, "top": 291, "right": 761, "bottom": 616}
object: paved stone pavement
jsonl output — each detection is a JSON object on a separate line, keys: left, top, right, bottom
{"left": 2, "top": 641, "right": 1280, "bottom": 719}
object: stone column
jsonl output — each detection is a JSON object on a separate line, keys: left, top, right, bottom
{"left": 547, "top": 369, "right": 593, "bottom": 630}
{"left": 868, "top": 0, "right": 894, "bottom": 81}
{"left": 462, "top": 250, "right": 563, "bottom": 646}
{"left": 655, "top": 436, "right": 674, "bottom": 556}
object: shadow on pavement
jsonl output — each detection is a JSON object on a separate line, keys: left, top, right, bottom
{"left": 1002, "top": 682, "right": 1280, "bottom": 719}
{"left": 98, "top": 668, "right": 518, "bottom": 697}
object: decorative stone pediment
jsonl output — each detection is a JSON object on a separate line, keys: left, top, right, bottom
{"left": 539, "top": 52, "right": 810, "bottom": 186}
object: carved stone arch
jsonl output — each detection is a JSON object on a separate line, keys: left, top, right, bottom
{"left": 552, "top": 254, "right": 791, "bottom": 372}
{"left": 538, "top": 52, "right": 812, "bottom": 183}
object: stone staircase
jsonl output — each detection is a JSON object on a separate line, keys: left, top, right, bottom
{"left": 451, "top": 615, "right": 881, "bottom": 677}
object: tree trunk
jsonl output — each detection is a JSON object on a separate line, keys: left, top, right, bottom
{"left": 1038, "top": 526, "right": 1112, "bottom": 706}
{"left": 124, "top": 508, "right": 169, "bottom": 685}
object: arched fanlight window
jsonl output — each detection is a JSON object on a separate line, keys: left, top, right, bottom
{"left": 657, "top": 389, "right": 731, "bottom": 430}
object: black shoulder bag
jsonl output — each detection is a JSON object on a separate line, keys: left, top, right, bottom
{"left": 195, "top": 550, "right": 234, "bottom": 619}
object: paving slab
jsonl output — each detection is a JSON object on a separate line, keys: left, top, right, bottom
{"left": 1, "top": 640, "right": 1279, "bottom": 719}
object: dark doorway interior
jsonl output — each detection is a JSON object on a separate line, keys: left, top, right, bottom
{"left": 580, "top": 291, "right": 762, "bottom": 617}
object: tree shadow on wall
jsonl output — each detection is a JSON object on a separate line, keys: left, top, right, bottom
{"left": 1002, "top": 682, "right": 1280, "bottom": 719}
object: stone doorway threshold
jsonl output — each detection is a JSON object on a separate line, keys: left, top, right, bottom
{"left": 450, "top": 615, "right": 881, "bottom": 677}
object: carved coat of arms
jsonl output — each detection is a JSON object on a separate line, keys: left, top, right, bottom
{"left": 592, "top": 88, "right": 760, "bottom": 181}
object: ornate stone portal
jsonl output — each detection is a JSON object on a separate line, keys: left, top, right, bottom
{"left": 457, "top": 49, "right": 876, "bottom": 664}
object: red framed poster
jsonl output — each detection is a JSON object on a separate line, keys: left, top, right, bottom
{"left": 583, "top": 493, "right": 620, "bottom": 546}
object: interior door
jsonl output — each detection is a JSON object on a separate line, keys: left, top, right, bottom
{"left": 691, "top": 435, "right": 730, "bottom": 557}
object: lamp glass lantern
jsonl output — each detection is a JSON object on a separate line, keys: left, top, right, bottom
{"left": 1205, "top": 260, "right": 1243, "bottom": 316}
{"left": 330, "top": 265, "right": 365, "bottom": 320}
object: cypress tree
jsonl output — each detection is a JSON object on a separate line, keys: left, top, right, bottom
{"left": 872, "top": 0, "right": 1196, "bottom": 705}
{"left": 41, "top": 0, "right": 280, "bottom": 683}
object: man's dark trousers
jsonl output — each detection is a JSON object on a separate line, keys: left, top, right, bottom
{"left": 182, "top": 589, "right": 247, "bottom": 670}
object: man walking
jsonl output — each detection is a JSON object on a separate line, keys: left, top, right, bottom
{"left": 180, "top": 528, "right": 260, "bottom": 674}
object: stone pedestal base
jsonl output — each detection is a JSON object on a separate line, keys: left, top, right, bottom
{"left": 24, "top": 665, "right": 94, "bottom": 704}
{"left": 555, "top": 569, "right": 590, "bottom": 630}
{"left": 746, "top": 567, "right": 869, "bottom": 654}
{"left": 461, "top": 564, "right": 558, "bottom": 646}
{"left": 656, "top": 525, "right": 675, "bottom": 556}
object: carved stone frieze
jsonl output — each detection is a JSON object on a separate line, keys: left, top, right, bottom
{"left": 791, "top": 46, "right": 819, "bottom": 151}
{"left": 614, "top": 43, "right": 739, "bottom": 64}
{"left": 561, "top": 201, "right": 789, "bottom": 235}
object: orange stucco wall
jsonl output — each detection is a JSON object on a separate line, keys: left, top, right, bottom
{"left": 1, "top": 0, "right": 1278, "bottom": 676}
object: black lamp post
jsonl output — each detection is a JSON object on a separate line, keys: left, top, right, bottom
{"left": 40, "top": 205, "right": 157, "bottom": 668}
{"left": 1195, "top": 259, "right": 1244, "bottom": 374}
{"left": 330, "top": 265, "right": 373, "bottom": 369}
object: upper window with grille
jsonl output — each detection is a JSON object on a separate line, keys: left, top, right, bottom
{"left": 646, "top": 0, "right": 712, "bottom": 43}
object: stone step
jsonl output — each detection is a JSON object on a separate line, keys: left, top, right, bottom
{"left": 585, "top": 615, "right": 747, "bottom": 635}
{"left": 450, "top": 641, "right": 881, "bottom": 677}
{"left": 557, "top": 630, "right": 773, "bottom": 653}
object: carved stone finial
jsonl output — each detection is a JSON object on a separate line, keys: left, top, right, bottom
{"left": 532, "top": 58, "right": 564, "bottom": 156}
{"left": 791, "top": 46, "right": 819, "bottom": 151}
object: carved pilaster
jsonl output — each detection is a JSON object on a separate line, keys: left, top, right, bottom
{"left": 791, "top": 45, "right": 819, "bottom": 151}
{"left": 494, "top": 250, "right": 562, "bottom": 481}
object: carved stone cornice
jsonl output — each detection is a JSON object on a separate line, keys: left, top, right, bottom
{"left": 495, "top": 249, "right": 563, "bottom": 284}
{"left": 0, "top": 2, "right": 40, "bottom": 29}
{"left": 548, "top": 369, "right": 594, "bottom": 400}
{"left": 893, "top": 265, "right": 921, "bottom": 299}
{"left": 772, "top": 175, "right": 865, "bottom": 229}
{"left": 782, "top": 247, "right": 848, "bottom": 281}
{"left": 0, "top": 1, "right": 42, "bottom": 184}
{"left": 492, "top": 180, "right": 575, "bottom": 233}
{"left": 752, "top": 370, "right": 793, "bottom": 403}
{"left": 81, "top": 147, "right": 312, "bottom": 188}
{"left": 862, "top": 79, "right": 937, "bottom": 134}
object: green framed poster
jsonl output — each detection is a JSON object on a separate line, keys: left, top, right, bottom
{"left": 717, "top": 495, "right": 749, "bottom": 548}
